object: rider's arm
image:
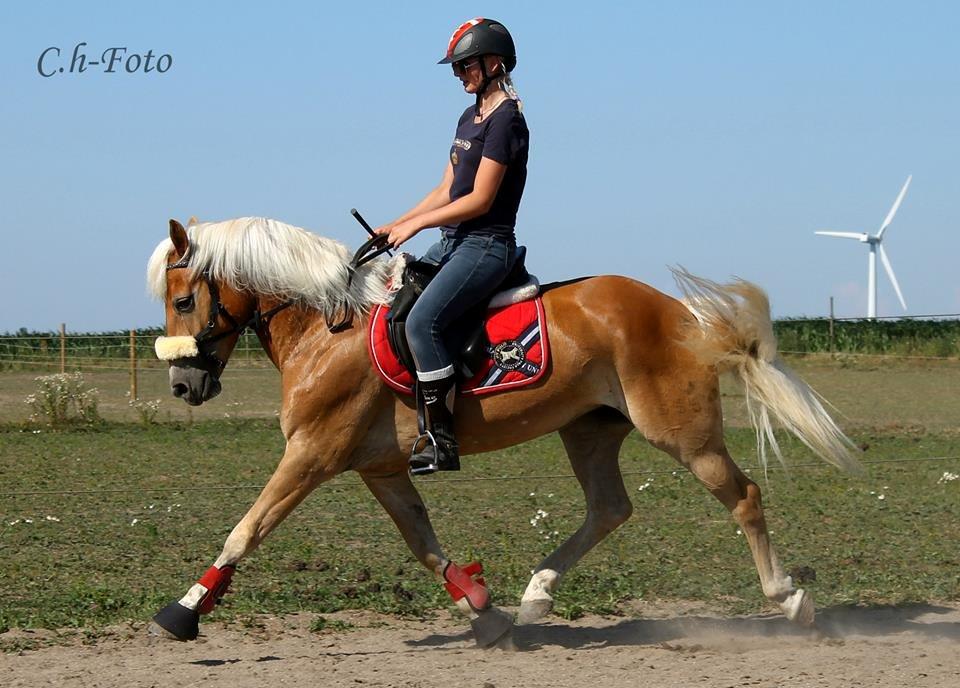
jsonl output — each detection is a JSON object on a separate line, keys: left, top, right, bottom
{"left": 408, "top": 156, "right": 507, "bottom": 229}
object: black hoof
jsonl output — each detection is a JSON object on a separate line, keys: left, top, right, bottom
{"left": 470, "top": 607, "right": 514, "bottom": 648}
{"left": 152, "top": 600, "right": 200, "bottom": 641}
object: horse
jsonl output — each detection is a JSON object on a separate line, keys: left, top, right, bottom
{"left": 146, "top": 216, "right": 859, "bottom": 646}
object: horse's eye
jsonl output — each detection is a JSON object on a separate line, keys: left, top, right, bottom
{"left": 173, "top": 295, "right": 195, "bottom": 313}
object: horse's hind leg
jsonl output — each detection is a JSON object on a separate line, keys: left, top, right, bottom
{"left": 668, "top": 442, "right": 814, "bottom": 626}
{"left": 360, "top": 469, "right": 515, "bottom": 648}
{"left": 519, "top": 408, "right": 633, "bottom": 624}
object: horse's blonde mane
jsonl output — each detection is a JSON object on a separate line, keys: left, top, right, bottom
{"left": 146, "top": 217, "right": 396, "bottom": 318}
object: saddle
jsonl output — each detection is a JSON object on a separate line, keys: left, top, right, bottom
{"left": 348, "top": 232, "right": 548, "bottom": 396}
{"left": 387, "top": 245, "right": 534, "bottom": 380}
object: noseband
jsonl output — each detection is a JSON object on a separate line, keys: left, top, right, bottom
{"left": 158, "top": 250, "right": 293, "bottom": 376}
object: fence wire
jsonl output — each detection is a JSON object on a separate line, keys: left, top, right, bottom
{"left": 2, "top": 454, "right": 957, "bottom": 500}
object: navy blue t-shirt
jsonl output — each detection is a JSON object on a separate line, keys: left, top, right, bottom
{"left": 445, "top": 99, "right": 528, "bottom": 239}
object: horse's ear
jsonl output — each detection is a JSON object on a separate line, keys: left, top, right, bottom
{"left": 169, "top": 219, "right": 189, "bottom": 257}
{"left": 187, "top": 216, "right": 199, "bottom": 226}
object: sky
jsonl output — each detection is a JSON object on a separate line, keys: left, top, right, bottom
{"left": 1, "top": 1, "right": 958, "bottom": 332}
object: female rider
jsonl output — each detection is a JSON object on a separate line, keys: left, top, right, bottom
{"left": 375, "top": 18, "right": 529, "bottom": 475}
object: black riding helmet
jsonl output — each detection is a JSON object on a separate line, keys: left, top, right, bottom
{"left": 439, "top": 18, "right": 517, "bottom": 117}
{"left": 438, "top": 17, "right": 517, "bottom": 73}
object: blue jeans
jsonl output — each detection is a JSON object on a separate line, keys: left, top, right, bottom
{"left": 406, "top": 233, "right": 517, "bottom": 379}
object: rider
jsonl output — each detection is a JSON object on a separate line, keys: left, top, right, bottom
{"left": 375, "top": 18, "right": 529, "bottom": 475}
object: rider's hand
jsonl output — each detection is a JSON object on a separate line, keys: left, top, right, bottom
{"left": 387, "top": 219, "right": 423, "bottom": 248}
{"left": 373, "top": 223, "right": 395, "bottom": 236}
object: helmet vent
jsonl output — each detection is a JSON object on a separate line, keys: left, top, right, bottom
{"left": 453, "top": 33, "right": 474, "bottom": 56}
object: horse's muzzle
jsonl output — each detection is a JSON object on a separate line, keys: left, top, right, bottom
{"left": 168, "top": 361, "right": 222, "bottom": 406}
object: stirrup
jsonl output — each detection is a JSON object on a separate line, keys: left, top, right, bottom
{"left": 409, "top": 431, "right": 460, "bottom": 475}
{"left": 409, "top": 431, "right": 440, "bottom": 475}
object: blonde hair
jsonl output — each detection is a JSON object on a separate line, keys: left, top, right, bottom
{"left": 500, "top": 72, "right": 523, "bottom": 111}
{"left": 146, "top": 217, "right": 397, "bottom": 319}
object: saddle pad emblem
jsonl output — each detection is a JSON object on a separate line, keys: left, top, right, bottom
{"left": 368, "top": 297, "right": 549, "bottom": 396}
{"left": 492, "top": 340, "right": 525, "bottom": 371}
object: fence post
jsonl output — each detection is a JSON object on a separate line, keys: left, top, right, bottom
{"left": 60, "top": 323, "right": 66, "bottom": 373}
{"left": 130, "top": 329, "right": 138, "bottom": 401}
{"left": 829, "top": 297, "right": 835, "bottom": 353}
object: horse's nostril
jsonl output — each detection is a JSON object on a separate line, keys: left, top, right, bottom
{"left": 172, "top": 383, "right": 189, "bottom": 398}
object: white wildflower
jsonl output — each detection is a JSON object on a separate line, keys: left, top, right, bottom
{"left": 130, "top": 518, "right": 139, "bottom": 526}
{"left": 938, "top": 472, "right": 959, "bottom": 484}
{"left": 45, "top": 516, "right": 60, "bottom": 522}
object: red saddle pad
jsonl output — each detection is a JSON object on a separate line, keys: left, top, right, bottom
{"left": 367, "top": 298, "right": 549, "bottom": 396}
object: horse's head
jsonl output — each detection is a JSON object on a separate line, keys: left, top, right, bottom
{"left": 154, "top": 219, "right": 256, "bottom": 406}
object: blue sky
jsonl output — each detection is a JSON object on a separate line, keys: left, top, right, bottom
{"left": 2, "top": 1, "right": 958, "bottom": 332}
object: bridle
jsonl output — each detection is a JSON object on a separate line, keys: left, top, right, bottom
{"left": 165, "top": 250, "right": 293, "bottom": 376}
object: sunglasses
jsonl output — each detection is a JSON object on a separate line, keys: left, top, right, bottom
{"left": 451, "top": 58, "right": 481, "bottom": 76}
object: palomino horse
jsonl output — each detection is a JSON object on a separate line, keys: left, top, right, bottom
{"left": 147, "top": 217, "right": 858, "bottom": 646}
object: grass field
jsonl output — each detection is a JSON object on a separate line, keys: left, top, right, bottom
{"left": 2, "top": 355, "right": 959, "bottom": 430}
{"left": 1, "top": 357, "right": 958, "bottom": 637}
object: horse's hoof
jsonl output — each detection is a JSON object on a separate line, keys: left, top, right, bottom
{"left": 470, "top": 607, "right": 514, "bottom": 648}
{"left": 151, "top": 600, "right": 200, "bottom": 641}
{"left": 782, "top": 588, "right": 815, "bottom": 627}
{"left": 517, "top": 597, "right": 553, "bottom": 624}
{"left": 147, "top": 621, "right": 184, "bottom": 641}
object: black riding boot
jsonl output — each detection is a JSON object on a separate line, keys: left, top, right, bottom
{"left": 409, "top": 375, "right": 460, "bottom": 475}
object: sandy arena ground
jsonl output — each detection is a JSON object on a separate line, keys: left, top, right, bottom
{"left": 2, "top": 602, "right": 958, "bottom": 688}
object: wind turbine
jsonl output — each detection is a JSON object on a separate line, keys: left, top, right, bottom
{"left": 815, "top": 175, "right": 911, "bottom": 319}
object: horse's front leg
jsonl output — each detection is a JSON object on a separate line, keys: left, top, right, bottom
{"left": 361, "top": 469, "right": 515, "bottom": 648}
{"left": 151, "top": 437, "right": 336, "bottom": 640}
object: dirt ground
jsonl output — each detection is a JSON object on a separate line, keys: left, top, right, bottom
{"left": 2, "top": 602, "right": 958, "bottom": 688}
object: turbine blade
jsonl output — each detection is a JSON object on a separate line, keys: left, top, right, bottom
{"left": 879, "top": 244, "right": 907, "bottom": 310}
{"left": 815, "top": 231, "right": 866, "bottom": 240}
{"left": 878, "top": 175, "right": 912, "bottom": 239}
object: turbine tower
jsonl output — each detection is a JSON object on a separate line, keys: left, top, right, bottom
{"left": 815, "top": 175, "right": 911, "bottom": 320}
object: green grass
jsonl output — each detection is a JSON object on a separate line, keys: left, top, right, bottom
{"left": 1, "top": 417, "right": 958, "bottom": 634}
{"left": 3, "top": 355, "right": 959, "bottom": 431}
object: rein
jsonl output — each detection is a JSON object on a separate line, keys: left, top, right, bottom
{"left": 326, "top": 233, "right": 394, "bottom": 333}
{"left": 165, "top": 250, "right": 294, "bottom": 375}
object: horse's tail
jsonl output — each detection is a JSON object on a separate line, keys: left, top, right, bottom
{"left": 670, "top": 267, "right": 861, "bottom": 474}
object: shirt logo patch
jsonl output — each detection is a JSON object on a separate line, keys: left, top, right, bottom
{"left": 453, "top": 138, "right": 472, "bottom": 150}
{"left": 451, "top": 150, "right": 459, "bottom": 165}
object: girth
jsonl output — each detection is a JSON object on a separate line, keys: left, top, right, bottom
{"left": 387, "top": 246, "right": 530, "bottom": 380}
